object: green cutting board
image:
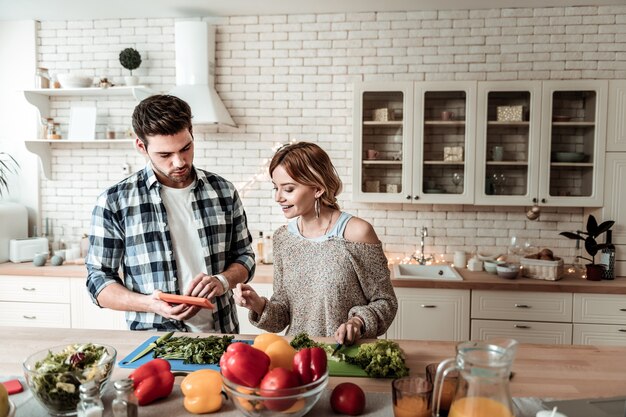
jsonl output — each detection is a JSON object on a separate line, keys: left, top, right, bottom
{"left": 325, "top": 344, "right": 369, "bottom": 377}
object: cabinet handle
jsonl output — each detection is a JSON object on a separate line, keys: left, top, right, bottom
{"left": 541, "top": 198, "right": 546, "bottom": 203}
{"left": 406, "top": 195, "right": 412, "bottom": 200}
{"left": 619, "top": 308, "right": 626, "bottom": 312}
{"left": 532, "top": 198, "right": 537, "bottom": 203}
{"left": 514, "top": 304, "right": 530, "bottom": 308}
{"left": 514, "top": 324, "right": 530, "bottom": 329}
{"left": 414, "top": 195, "right": 419, "bottom": 200}
{"left": 22, "top": 287, "right": 36, "bottom": 291}
{"left": 23, "top": 315, "right": 37, "bottom": 320}
{"left": 420, "top": 304, "right": 437, "bottom": 308}
{"left": 619, "top": 329, "right": 626, "bottom": 333}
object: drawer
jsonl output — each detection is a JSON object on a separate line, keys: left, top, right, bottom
{"left": 573, "top": 293, "right": 626, "bottom": 325}
{"left": 0, "top": 301, "right": 71, "bottom": 328}
{"left": 471, "top": 319, "right": 572, "bottom": 345}
{"left": 573, "top": 324, "right": 626, "bottom": 346}
{"left": 0, "top": 275, "right": 71, "bottom": 303}
{"left": 471, "top": 290, "right": 572, "bottom": 322}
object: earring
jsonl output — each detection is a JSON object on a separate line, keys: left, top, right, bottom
{"left": 315, "top": 198, "right": 320, "bottom": 218}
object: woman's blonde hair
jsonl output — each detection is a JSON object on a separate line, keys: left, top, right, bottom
{"left": 269, "top": 142, "right": 342, "bottom": 210}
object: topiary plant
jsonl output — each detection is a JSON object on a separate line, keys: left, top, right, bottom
{"left": 119, "top": 48, "right": 142, "bottom": 75}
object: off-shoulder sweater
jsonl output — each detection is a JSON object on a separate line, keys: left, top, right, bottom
{"left": 248, "top": 225, "right": 398, "bottom": 338}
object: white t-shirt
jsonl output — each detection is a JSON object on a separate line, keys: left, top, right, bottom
{"left": 160, "top": 181, "right": 215, "bottom": 332}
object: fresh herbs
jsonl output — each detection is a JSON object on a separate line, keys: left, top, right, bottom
{"left": 30, "top": 343, "right": 112, "bottom": 413}
{"left": 289, "top": 332, "right": 324, "bottom": 350}
{"left": 345, "top": 340, "right": 410, "bottom": 378}
{"left": 153, "top": 335, "right": 234, "bottom": 364}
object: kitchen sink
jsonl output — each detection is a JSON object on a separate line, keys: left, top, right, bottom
{"left": 392, "top": 264, "right": 463, "bottom": 281}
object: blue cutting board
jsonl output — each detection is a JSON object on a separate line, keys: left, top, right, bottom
{"left": 118, "top": 337, "right": 252, "bottom": 371}
{"left": 119, "top": 337, "right": 368, "bottom": 377}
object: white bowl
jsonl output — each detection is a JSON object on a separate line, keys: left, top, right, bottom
{"left": 56, "top": 73, "right": 93, "bottom": 88}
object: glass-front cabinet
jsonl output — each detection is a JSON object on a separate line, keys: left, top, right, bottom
{"left": 415, "top": 82, "right": 476, "bottom": 204}
{"left": 475, "top": 80, "right": 607, "bottom": 207}
{"left": 353, "top": 82, "right": 413, "bottom": 203}
{"left": 353, "top": 82, "right": 475, "bottom": 204}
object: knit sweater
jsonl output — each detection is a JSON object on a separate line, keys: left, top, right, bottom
{"left": 249, "top": 225, "right": 398, "bottom": 338}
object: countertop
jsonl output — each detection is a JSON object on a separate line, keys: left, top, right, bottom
{"left": 2, "top": 327, "right": 626, "bottom": 401}
{"left": 2, "top": 261, "right": 625, "bottom": 294}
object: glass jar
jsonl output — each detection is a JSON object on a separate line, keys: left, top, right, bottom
{"left": 76, "top": 381, "right": 104, "bottom": 417}
{"left": 47, "top": 123, "right": 61, "bottom": 140}
{"left": 112, "top": 378, "right": 138, "bottom": 417}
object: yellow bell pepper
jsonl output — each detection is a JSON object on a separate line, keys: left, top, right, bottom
{"left": 252, "top": 333, "right": 296, "bottom": 370}
{"left": 181, "top": 369, "right": 223, "bottom": 414}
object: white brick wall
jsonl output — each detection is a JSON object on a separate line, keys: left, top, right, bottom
{"left": 34, "top": 6, "right": 626, "bottom": 262}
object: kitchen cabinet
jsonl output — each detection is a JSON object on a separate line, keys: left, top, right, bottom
{"left": 606, "top": 80, "right": 626, "bottom": 152}
{"left": 573, "top": 293, "right": 626, "bottom": 346}
{"left": 0, "top": 275, "right": 71, "bottom": 328}
{"left": 22, "top": 86, "right": 153, "bottom": 178}
{"left": 386, "top": 288, "right": 470, "bottom": 341}
{"left": 475, "top": 80, "right": 608, "bottom": 207}
{"left": 0, "top": 274, "right": 126, "bottom": 330}
{"left": 352, "top": 81, "right": 476, "bottom": 204}
{"left": 470, "top": 290, "right": 573, "bottom": 344}
{"left": 69, "top": 278, "right": 126, "bottom": 330}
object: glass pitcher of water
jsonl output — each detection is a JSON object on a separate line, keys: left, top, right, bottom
{"left": 432, "top": 339, "right": 518, "bottom": 417}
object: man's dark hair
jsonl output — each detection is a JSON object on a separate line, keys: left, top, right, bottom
{"left": 132, "top": 94, "right": 193, "bottom": 146}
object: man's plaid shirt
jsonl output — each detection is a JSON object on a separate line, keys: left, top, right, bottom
{"left": 86, "top": 164, "right": 255, "bottom": 332}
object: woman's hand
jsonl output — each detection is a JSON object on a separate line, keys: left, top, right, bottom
{"left": 334, "top": 316, "right": 364, "bottom": 345}
{"left": 233, "top": 283, "right": 266, "bottom": 316}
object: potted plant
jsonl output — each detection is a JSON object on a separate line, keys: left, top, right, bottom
{"left": 119, "top": 47, "right": 142, "bottom": 86}
{"left": 0, "top": 152, "right": 19, "bottom": 198}
{"left": 559, "top": 214, "right": 614, "bottom": 281}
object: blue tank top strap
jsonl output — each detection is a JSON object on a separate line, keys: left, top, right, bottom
{"left": 327, "top": 212, "right": 353, "bottom": 238}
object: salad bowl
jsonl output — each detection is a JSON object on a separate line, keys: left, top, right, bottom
{"left": 23, "top": 343, "right": 116, "bottom": 416}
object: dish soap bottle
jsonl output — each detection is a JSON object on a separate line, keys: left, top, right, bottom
{"left": 600, "top": 230, "right": 615, "bottom": 280}
{"left": 256, "top": 231, "right": 264, "bottom": 264}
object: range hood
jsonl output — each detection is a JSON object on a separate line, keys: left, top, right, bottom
{"left": 169, "top": 21, "right": 236, "bottom": 127}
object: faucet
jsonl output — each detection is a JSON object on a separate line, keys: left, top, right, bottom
{"left": 412, "top": 226, "right": 433, "bottom": 265}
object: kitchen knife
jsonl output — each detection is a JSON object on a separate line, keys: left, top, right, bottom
{"left": 127, "top": 331, "right": 174, "bottom": 363}
{"left": 331, "top": 343, "right": 343, "bottom": 357}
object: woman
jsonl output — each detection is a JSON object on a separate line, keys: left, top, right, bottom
{"left": 234, "top": 142, "right": 397, "bottom": 344}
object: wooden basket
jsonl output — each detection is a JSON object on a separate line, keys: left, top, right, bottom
{"left": 520, "top": 256, "right": 564, "bottom": 281}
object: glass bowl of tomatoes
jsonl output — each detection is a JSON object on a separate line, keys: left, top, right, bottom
{"left": 222, "top": 369, "right": 329, "bottom": 417}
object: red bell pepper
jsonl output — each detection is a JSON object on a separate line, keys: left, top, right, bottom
{"left": 219, "top": 342, "right": 270, "bottom": 387}
{"left": 129, "top": 358, "right": 175, "bottom": 406}
{"left": 292, "top": 347, "right": 327, "bottom": 384}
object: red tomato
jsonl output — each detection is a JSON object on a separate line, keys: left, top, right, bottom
{"left": 330, "top": 383, "right": 366, "bottom": 416}
{"left": 259, "top": 368, "right": 301, "bottom": 411}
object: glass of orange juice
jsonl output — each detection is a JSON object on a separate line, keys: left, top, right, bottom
{"left": 392, "top": 376, "right": 432, "bottom": 417}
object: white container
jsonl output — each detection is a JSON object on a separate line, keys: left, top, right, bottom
{"left": 453, "top": 251, "right": 466, "bottom": 269}
{"left": 468, "top": 256, "right": 483, "bottom": 272}
{"left": 0, "top": 202, "right": 28, "bottom": 262}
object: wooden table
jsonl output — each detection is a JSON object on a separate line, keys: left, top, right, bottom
{"left": 2, "top": 327, "right": 626, "bottom": 400}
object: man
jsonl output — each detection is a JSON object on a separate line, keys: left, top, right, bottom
{"left": 86, "top": 94, "right": 255, "bottom": 332}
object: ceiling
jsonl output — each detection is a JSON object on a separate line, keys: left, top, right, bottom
{"left": 1, "top": 0, "right": 623, "bottom": 21}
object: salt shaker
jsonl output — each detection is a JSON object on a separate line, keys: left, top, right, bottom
{"left": 76, "top": 380, "right": 103, "bottom": 417}
{"left": 112, "top": 378, "right": 138, "bottom": 417}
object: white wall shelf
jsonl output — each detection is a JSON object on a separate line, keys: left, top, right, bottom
{"left": 24, "top": 139, "right": 135, "bottom": 178}
{"left": 23, "top": 86, "right": 152, "bottom": 179}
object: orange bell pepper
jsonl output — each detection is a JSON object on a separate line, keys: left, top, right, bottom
{"left": 181, "top": 369, "right": 223, "bottom": 414}
{"left": 253, "top": 334, "right": 296, "bottom": 371}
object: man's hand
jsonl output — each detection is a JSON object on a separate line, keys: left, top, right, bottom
{"left": 151, "top": 290, "right": 201, "bottom": 321}
{"left": 186, "top": 272, "right": 227, "bottom": 298}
